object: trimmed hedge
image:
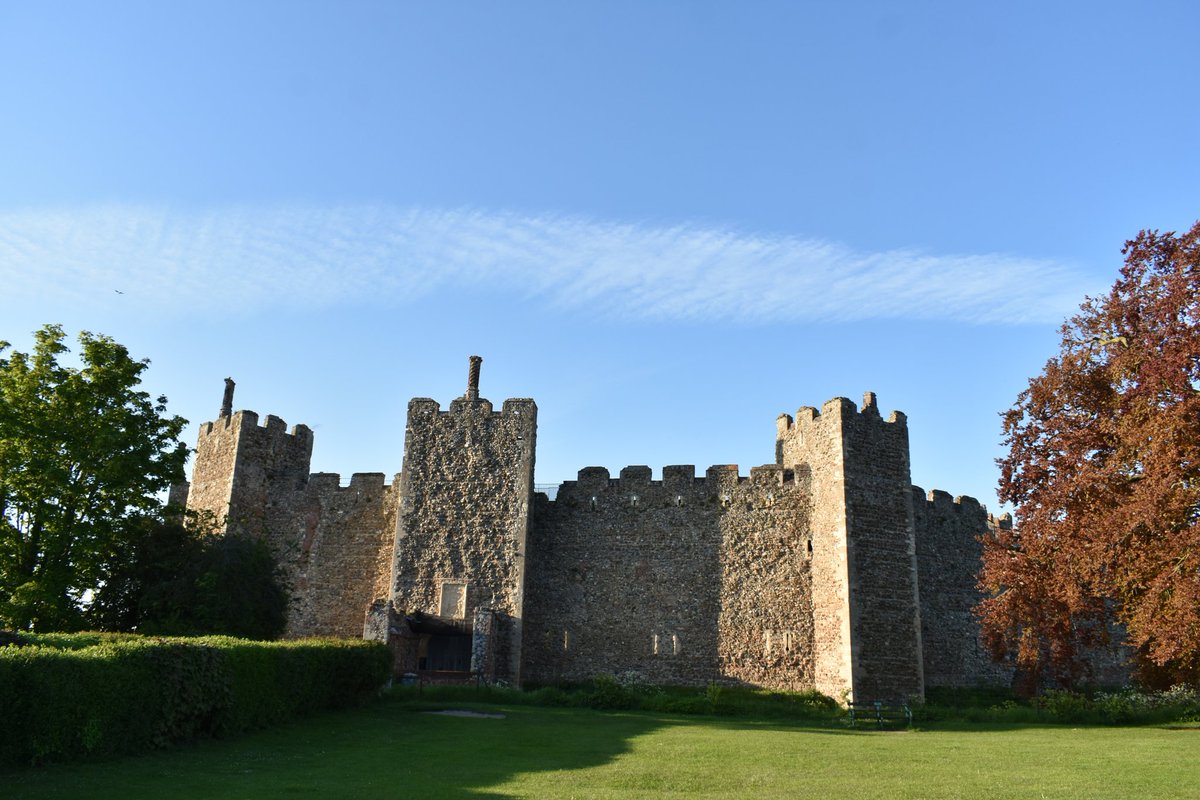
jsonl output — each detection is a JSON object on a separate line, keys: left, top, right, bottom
{"left": 0, "top": 634, "right": 391, "bottom": 765}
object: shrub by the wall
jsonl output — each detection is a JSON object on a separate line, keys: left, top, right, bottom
{"left": 0, "top": 635, "right": 391, "bottom": 766}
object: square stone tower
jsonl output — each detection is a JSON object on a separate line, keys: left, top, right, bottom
{"left": 184, "top": 378, "right": 314, "bottom": 538}
{"left": 388, "top": 357, "right": 537, "bottom": 684}
{"left": 776, "top": 392, "right": 924, "bottom": 703}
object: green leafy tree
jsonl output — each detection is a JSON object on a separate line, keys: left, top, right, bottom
{"left": 979, "top": 222, "right": 1200, "bottom": 687}
{"left": 0, "top": 324, "right": 188, "bottom": 630}
{"left": 189, "top": 531, "right": 289, "bottom": 639}
{"left": 92, "top": 512, "right": 289, "bottom": 640}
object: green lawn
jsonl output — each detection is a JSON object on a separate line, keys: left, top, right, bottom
{"left": 8, "top": 696, "right": 1200, "bottom": 799}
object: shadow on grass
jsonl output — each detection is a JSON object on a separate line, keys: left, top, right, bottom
{"left": 11, "top": 692, "right": 1185, "bottom": 799}
{"left": 7, "top": 696, "right": 670, "bottom": 800}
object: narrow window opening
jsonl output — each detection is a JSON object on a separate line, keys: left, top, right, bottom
{"left": 654, "top": 631, "right": 680, "bottom": 656}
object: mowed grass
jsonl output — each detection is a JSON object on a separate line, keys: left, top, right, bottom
{"left": 7, "top": 695, "right": 1200, "bottom": 799}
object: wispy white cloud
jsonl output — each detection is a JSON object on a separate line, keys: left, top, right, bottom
{"left": 0, "top": 204, "right": 1093, "bottom": 324}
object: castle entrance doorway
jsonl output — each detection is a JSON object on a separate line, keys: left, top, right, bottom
{"left": 422, "top": 633, "right": 471, "bottom": 671}
{"left": 407, "top": 611, "right": 474, "bottom": 675}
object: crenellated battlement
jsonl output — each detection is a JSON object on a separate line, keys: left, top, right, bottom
{"left": 913, "top": 486, "right": 986, "bottom": 516}
{"left": 408, "top": 396, "right": 537, "bottom": 419}
{"left": 775, "top": 392, "right": 908, "bottom": 438}
{"left": 305, "top": 471, "right": 398, "bottom": 493}
{"left": 198, "top": 408, "right": 314, "bottom": 445}
{"left": 988, "top": 511, "right": 1013, "bottom": 530}
{"left": 553, "top": 463, "right": 805, "bottom": 508}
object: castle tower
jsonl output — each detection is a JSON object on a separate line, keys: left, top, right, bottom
{"left": 185, "top": 378, "right": 314, "bottom": 537}
{"left": 776, "top": 392, "right": 924, "bottom": 703}
{"left": 389, "top": 357, "right": 537, "bottom": 684}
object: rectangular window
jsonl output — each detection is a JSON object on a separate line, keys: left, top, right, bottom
{"left": 439, "top": 582, "right": 467, "bottom": 619}
{"left": 653, "top": 631, "right": 680, "bottom": 656}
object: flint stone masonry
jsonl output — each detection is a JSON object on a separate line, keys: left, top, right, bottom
{"left": 913, "top": 489, "right": 1012, "bottom": 688}
{"left": 391, "top": 395, "right": 536, "bottom": 685}
{"left": 523, "top": 464, "right": 814, "bottom": 688}
{"left": 179, "top": 359, "right": 1030, "bottom": 702}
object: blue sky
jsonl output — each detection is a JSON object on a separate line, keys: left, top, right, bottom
{"left": 2, "top": 1, "right": 1197, "bottom": 511}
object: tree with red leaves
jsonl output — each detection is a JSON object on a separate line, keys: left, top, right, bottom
{"left": 979, "top": 221, "right": 1200, "bottom": 688}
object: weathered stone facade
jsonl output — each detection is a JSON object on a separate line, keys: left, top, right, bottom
{"left": 522, "top": 463, "right": 816, "bottom": 690}
{"left": 176, "top": 361, "right": 1015, "bottom": 702}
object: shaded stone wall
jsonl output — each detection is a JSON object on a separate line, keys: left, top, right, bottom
{"left": 913, "top": 488, "right": 1012, "bottom": 688}
{"left": 186, "top": 408, "right": 394, "bottom": 639}
{"left": 839, "top": 394, "right": 924, "bottom": 702}
{"left": 522, "top": 463, "right": 813, "bottom": 689}
{"left": 275, "top": 472, "right": 399, "bottom": 638}
{"left": 390, "top": 395, "right": 537, "bottom": 684}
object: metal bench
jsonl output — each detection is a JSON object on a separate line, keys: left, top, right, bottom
{"left": 848, "top": 700, "right": 912, "bottom": 729}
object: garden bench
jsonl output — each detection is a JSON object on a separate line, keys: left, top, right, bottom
{"left": 847, "top": 700, "right": 912, "bottom": 729}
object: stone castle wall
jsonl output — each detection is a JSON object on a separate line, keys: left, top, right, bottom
{"left": 777, "top": 401, "right": 854, "bottom": 700}
{"left": 522, "top": 464, "right": 814, "bottom": 689}
{"left": 185, "top": 407, "right": 395, "bottom": 639}
{"left": 180, "top": 366, "right": 1022, "bottom": 700}
{"left": 186, "top": 410, "right": 314, "bottom": 548}
{"left": 912, "top": 489, "right": 1012, "bottom": 688}
{"left": 276, "top": 472, "right": 399, "bottom": 638}
{"left": 837, "top": 395, "right": 924, "bottom": 702}
{"left": 714, "top": 464, "right": 815, "bottom": 689}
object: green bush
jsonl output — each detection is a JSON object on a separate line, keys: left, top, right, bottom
{"left": 1036, "top": 689, "right": 1095, "bottom": 722}
{"left": 401, "top": 677, "right": 841, "bottom": 721}
{"left": 581, "top": 673, "right": 638, "bottom": 710}
{"left": 526, "top": 686, "right": 571, "bottom": 707}
{"left": 912, "top": 683, "right": 1200, "bottom": 726}
{"left": 1093, "top": 685, "right": 1200, "bottom": 725}
{"left": 0, "top": 634, "right": 390, "bottom": 766}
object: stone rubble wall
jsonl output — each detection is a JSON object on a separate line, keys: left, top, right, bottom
{"left": 913, "top": 488, "right": 1013, "bottom": 688}
{"left": 777, "top": 401, "right": 853, "bottom": 700}
{"left": 186, "top": 409, "right": 395, "bottom": 639}
{"left": 837, "top": 396, "right": 925, "bottom": 702}
{"left": 186, "top": 410, "right": 313, "bottom": 538}
{"left": 185, "top": 411, "right": 250, "bottom": 526}
{"left": 522, "top": 463, "right": 814, "bottom": 689}
{"left": 274, "top": 472, "right": 399, "bottom": 638}
{"left": 716, "top": 464, "right": 815, "bottom": 689}
{"left": 390, "top": 396, "right": 537, "bottom": 685}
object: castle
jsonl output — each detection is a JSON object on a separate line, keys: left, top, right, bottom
{"left": 174, "top": 357, "right": 1011, "bottom": 702}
